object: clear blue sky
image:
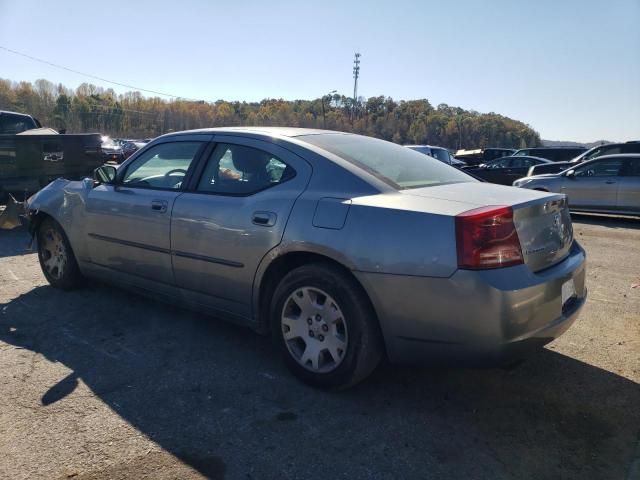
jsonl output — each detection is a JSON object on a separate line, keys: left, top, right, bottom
{"left": 1, "top": 0, "right": 639, "bottom": 142}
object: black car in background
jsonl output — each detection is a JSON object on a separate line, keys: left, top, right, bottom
{"left": 525, "top": 141, "right": 640, "bottom": 176}
{"left": 454, "top": 147, "right": 515, "bottom": 165}
{"left": 512, "top": 146, "right": 586, "bottom": 162}
{"left": 464, "top": 155, "right": 552, "bottom": 185}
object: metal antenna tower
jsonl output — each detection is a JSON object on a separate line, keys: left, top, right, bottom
{"left": 352, "top": 52, "right": 361, "bottom": 108}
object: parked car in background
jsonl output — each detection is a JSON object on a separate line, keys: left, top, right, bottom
{"left": 27, "top": 127, "right": 586, "bottom": 389}
{"left": 100, "top": 136, "right": 125, "bottom": 163}
{"left": 513, "top": 146, "right": 586, "bottom": 162}
{"left": 464, "top": 156, "right": 552, "bottom": 185}
{"left": 122, "top": 141, "right": 148, "bottom": 159}
{"left": 513, "top": 154, "right": 640, "bottom": 216}
{"left": 405, "top": 145, "right": 458, "bottom": 165}
{"left": 454, "top": 148, "right": 515, "bottom": 166}
{"left": 525, "top": 141, "right": 640, "bottom": 177}
{"left": 0, "top": 110, "right": 103, "bottom": 201}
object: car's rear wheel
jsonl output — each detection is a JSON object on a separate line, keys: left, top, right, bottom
{"left": 271, "top": 263, "right": 383, "bottom": 389}
{"left": 37, "top": 218, "right": 83, "bottom": 290}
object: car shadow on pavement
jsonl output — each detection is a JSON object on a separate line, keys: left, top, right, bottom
{"left": 571, "top": 213, "right": 640, "bottom": 230}
{"left": 1, "top": 284, "right": 638, "bottom": 480}
{"left": 0, "top": 227, "right": 34, "bottom": 259}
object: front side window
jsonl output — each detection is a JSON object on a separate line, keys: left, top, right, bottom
{"left": 302, "top": 134, "right": 475, "bottom": 189}
{"left": 574, "top": 159, "right": 623, "bottom": 177}
{"left": 486, "top": 157, "right": 512, "bottom": 168}
{"left": 511, "top": 157, "right": 538, "bottom": 168}
{"left": 122, "top": 141, "right": 202, "bottom": 189}
{"left": 197, "top": 143, "right": 294, "bottom": 195}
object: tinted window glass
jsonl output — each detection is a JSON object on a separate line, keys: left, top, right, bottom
{"left": 302, "top": 134, "right": 475, "bottom": 189}
{"left": 197, "top": 143, "right": 294, "bottom": 195}
{"left": 622, "top": 143, "right": 640, "bottom": 154}
{"left": 0, "top": 113, "right": 37, "bottom": 134}
{"left": 430, "top": 148, "right": 451, "bottom": 163}
{"left": 583, "top": 145, "right": 622, "bottom": 161}
{"left": 623, "top": 159, "right": 640, "bottom": 176}
{"left": 574, "top": 159, "right": 623, "bottom": 177}
{"left": 486, "top": 157, "right": 512, "bottom": 168}
{"left": 511, "top": 157, "right": 537, "bottom": 168}
{"left": 122, "top": 141, "right": 202, "bottom": 189}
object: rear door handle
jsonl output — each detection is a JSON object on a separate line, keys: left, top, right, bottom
{"left": 252, "top": 211, "right": 277, "bottom": 227}
{"left": 151, "top": 200, "right": 168, "bottom": 213}
{"left": 605, "top": 181, "right": 616, "bottom": 184}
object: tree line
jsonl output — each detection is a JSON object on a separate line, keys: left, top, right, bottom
{"left": 0, "top": 78, "right": 541, "bottom": 149}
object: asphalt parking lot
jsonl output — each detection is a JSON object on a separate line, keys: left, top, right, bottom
{"left": 0, "top": 214, "right": 639, "bottom": 480}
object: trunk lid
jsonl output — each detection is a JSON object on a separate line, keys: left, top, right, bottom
{"left": 401, "top": 182, "right": 574, "bottom": 271}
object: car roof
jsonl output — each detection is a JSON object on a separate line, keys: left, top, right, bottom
{"left": 0, "top": 110, "right": 33, "bottom": 117}
{"left": 404, "top": 144, "right": 446, "bottom": 149}
{"left": 166, "top": 126, "right": 345, "bottom": 139}
{"left": 584, "top": 153, "right": 640, "bottom": 161}
{"left": 504, "top": 155, "right": 552, "bottom": 162}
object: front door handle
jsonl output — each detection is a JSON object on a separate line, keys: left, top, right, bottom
{"left": 605, "top": 181, "right": 616, "bottom": 184}
{"left": 252, "top": 211, "right": 277, "bottom": 227}
{"left": 151, "top": 200, "right": 168, "bottom": 213}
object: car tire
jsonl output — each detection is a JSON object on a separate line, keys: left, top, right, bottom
{"left": 270, "top": 263, "right": 383, "bottom": 389}
{"left": 37, "top": 217, "right": 83, "bottom": 290}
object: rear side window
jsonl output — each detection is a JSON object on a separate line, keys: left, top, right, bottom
{"left": 430, "top": 148, "right": 451, "bottom": 163}
{"left": 622, "top": 144, "right": 640, "bottom": 154}
{"left": 302, "top": 134, "right": 475, "bottom": 189}
{"left": 623, "top": 159, "right": 640, "bottom": 176}
{"left": 197, "top": 143, "right": 294, "bottom": 195}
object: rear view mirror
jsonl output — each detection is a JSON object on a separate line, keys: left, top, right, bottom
{"left": 565, "top": 169, "right": 576, "bottom": 178}
{"left": 94, "top": 164, "right": 117, "bottom": 184}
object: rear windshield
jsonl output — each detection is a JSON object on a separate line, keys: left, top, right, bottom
{"left": 302, "top": 134, "right": 476, "bottom": 189}
{"left": 0, "top": 113, "right": 38, "bottom": 134}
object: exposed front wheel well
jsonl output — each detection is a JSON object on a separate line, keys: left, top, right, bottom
{"left": 28, "top": 210, "right": 54, "bottom": 236}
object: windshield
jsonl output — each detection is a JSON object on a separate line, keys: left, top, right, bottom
{"left": 302, "top": 134, "right": 476, "bottom": 189}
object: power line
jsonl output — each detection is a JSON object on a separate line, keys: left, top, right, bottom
{"left": 0, "top": 45, "right": 200, "bottom": 101}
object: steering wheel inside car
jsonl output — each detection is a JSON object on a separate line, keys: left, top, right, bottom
{"left": 165, "top": 168, "right": 188, "bottom": 177}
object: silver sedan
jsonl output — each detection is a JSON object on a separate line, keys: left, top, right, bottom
{"left": 513, "top": 154, "right": 640, "bottom": 216}
{"left": 26, "top": 128, "right": 586, "bottom": 388}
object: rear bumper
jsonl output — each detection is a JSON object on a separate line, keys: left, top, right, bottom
{"left": 355, "top": 241, "right": 587, "bottom": 366}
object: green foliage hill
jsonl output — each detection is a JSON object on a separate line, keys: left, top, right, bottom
{"left": 0, "top": 78, "right": 541, "bottom": 148}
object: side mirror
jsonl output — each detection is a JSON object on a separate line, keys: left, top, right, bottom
{"left": 565, "top": 169, "right": 576, "bottom": 178}
{"left": 93, "top": 164, "right": 117, "bottom": 185}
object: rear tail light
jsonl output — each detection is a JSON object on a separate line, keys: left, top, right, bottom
{"left": 455, "top": 205, "right": 523, "bottom": 269}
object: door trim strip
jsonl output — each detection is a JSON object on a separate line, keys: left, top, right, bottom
{"left": 88, "top": 233, "right": 244, "bottom": 268}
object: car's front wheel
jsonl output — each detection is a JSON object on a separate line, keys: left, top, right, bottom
{"left": 271, "top": 263, "right": 383, "bottom": 389}
{"left": 37, "top": 217, "right": 83, "bottom": 290}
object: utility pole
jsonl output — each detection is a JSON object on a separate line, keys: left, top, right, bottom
{"left": 352, "top": 52, "right": 361, "bottom": 119}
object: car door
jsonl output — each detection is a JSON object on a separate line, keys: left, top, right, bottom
{"left": 562, "top": 157, "right": 624, "bottom": 210}
{"left": 84, "top": 136, "right": 209, "bottom": 286}
{"left": 507, "top": 157, "right": 543, "bottom": 184}
{"left": 617, "top": 158, "right": 640, "bottom": 213}
{"left": 170, "top": 135, "right": 312, "bottom": 321}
